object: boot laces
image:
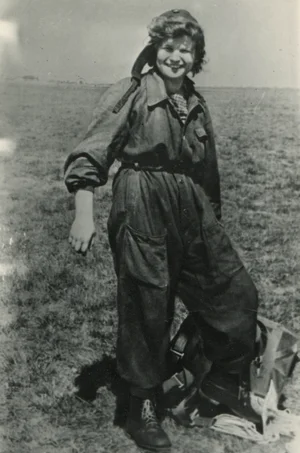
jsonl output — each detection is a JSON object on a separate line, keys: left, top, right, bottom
{"left": 141, "top": 399, "right": 159, "bottom": 426}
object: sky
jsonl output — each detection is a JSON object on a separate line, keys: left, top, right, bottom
{"left": 1, "top": 0, "right": 300, "bottom": 87}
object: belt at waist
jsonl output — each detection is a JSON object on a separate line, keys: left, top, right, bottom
{"left": 119, "top": 160, "right": 195, "bottom": 176}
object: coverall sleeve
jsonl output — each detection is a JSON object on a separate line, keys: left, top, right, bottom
{"left": 203, "top": 105, "right": 222, "bottom": 221}
{"left": 64, "top": 77, "right": 135, "bottom": 193}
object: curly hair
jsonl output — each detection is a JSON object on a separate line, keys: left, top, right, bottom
{"left": 146, "top": 14, "right": 206, "bottom": 76}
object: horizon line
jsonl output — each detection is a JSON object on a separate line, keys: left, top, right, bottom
{"left": 2, "top": 76, "right": 300, "bottom": 90}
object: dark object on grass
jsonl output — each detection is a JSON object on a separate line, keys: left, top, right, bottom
{"left": 162, "top": 314, "right": 299, "bottom": 428}
{"left": 74, "top": 354, "right": 130, "bottom": 426}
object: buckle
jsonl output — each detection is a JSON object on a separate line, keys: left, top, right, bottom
{"left": 170, "top": 347, "right": 185, "bottom": 359}
{"left": 173, "top": 373, "right": 185, "bottom": 389}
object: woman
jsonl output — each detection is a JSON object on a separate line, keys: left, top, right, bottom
{"left": 64, "top": 9, "right": 258, "bottom": 452}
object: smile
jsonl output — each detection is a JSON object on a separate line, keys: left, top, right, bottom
{"left": 166, "top": 64, "right": 184, "bottom": 69}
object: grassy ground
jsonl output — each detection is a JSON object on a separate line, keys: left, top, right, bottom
{"left": 0, "top": 81, "right": 299, "bottom": 453}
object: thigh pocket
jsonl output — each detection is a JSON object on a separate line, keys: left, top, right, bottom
{"left": 202, "top": 219, "right": 243, "bottom": 283}
{"left": 121, "top": 225, "right": 168, "bottom": 288}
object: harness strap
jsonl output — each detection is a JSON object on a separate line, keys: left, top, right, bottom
{"left": 169, "top": 329, "right": 190, "bottom": 367}
{"left": 162, "top": 368, "right": 194, "bottom": 394}
{"left": 112, "top": 79, "right": 139, "bottom": 114}
{"left": 112, "top": 44, "right": 153, "bottom": 114}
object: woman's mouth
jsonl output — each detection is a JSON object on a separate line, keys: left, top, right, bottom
{"left": 167, "top": 65, "right": 183, "bottom": 71}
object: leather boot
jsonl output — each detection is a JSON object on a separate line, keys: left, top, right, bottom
{"left": 125, "top": 396, "right": 172, "bottom": 451}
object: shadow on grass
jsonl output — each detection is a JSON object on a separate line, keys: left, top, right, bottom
{"left": 74, "top": 355, "right": 130, "bottom": 427}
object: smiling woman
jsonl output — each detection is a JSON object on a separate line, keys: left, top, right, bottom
{"left": 64, "top": 8, "right": 260, "bottom": 452}
{"left": 147, "top": 9, "right": 206, "bottom": 77}
{"left": 156, "top": 36, "right": 195, "bottom": 86}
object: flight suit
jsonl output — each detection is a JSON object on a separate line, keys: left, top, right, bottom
{"left": 64, "top": 69, "right": 258, "bottom": 391}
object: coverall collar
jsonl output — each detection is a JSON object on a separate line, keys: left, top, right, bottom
{"left": 146, "top": 69, "right": 203, "bottom": 113}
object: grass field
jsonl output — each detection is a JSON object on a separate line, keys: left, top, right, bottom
{"left": 0, "top": 81, "right": 299, "bottom": 453}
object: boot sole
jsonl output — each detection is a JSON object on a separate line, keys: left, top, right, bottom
{"left": 124, "top": 432, "right": 172, "bottom": 452}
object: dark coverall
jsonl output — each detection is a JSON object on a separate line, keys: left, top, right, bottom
{"left": 64, "top": 68, "right": 258, "bottom": 391}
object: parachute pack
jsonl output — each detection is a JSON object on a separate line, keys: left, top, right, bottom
{"left": 162, "top": 315, "right": 300, "bottom": 445}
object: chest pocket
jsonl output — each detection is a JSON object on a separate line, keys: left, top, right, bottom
{"left": 194, "top": 127, "right": 208, "bottom": 142}
{"left": 190, "top": 126, "right": 208, "bottom": 164}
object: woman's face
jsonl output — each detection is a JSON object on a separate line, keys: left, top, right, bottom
{"left": 156, "top": 35, "right": 195, "bottom": 81}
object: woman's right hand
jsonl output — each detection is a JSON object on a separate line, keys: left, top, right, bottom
{"left": 68, "top": 189, "right": 96, "bottom": 253}
{"left": 69, "top": 215, "right": 96, "bottom": 253}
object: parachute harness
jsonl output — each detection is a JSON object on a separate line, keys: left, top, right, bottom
{"left": 189, "top": 379, "right": 300, "bottom": 445}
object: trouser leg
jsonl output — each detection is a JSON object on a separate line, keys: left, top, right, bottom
{"left": 116, "top": 266, "right": 172, "bottom": 390}
{"left": 179, "top": 268, "right": 258, "bottom": 373}
{"left": 107, "top": 170, "right": 181, "bottom": 390}
{"left": 176, "top": 183, "right": 260, "bottom": 419}
{"left": 178, "top": 184, "right": 259, "bottom": 375}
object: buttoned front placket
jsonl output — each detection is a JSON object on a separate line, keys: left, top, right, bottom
{"left": 165, "top": 90, "right": 205, "bottom": 235}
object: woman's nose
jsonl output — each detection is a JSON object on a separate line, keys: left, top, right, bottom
{"left": 169, "top": 51, "right": 180, "bottom": 62}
